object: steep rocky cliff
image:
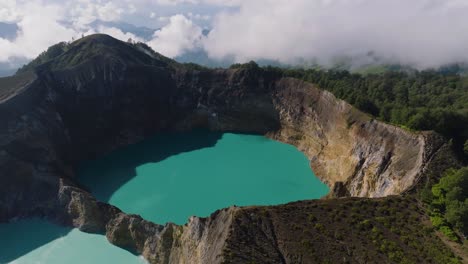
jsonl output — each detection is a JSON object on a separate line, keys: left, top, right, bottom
{"left": 268, "top": 78, "right": 445, "bottom": 197}
{"left": 0, "top": 34, "right": 456, "bottom": 263}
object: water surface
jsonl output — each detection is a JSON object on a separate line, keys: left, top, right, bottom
{"left": 0, "top": 219, "right": 144, "bottom": 264}
{"left": 79, "top": 131, "right": 329, "bottom": 224}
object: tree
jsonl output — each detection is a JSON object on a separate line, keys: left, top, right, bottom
{"left": 408, "top": 110, "right": 432, "bottom": 131}
{"left": 445, "top": 199, "right": 468, "bottom": 235}
{"left": 431, "top": 167, "right": 468, "bottom": 237}
{"left": 464, "top": 140, "right": 468, "bottom": 157}
{"left": 435, "top": 168, "right": 468, "bottom": 198}
{"left": 354, "top": 97, "right": 379, "bottom": 116}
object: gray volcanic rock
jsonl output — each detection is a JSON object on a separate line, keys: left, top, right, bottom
{"left": 59, "top": 180, "right": 107, "bottom": 233}
{"left": 0, "top": 34, "right": 457, "bottom": 263}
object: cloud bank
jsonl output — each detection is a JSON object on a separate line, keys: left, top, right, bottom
{"left": 2, "top": 0, "right": 468, "bottom": 70}
{"left": 204, "top": 0, "right": 468, "bottom": 68}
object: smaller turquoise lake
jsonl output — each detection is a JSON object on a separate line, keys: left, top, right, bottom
{"left": 0, "top": 219, "right": 145, "bottom": 264}
{"left": 79, "top": 131, "right": 329, "bottom": 224}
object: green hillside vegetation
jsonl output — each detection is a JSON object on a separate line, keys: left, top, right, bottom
{"left": 422, "top": 167, "right": 468, "bottom": 241}
{"left": 16, "top": 35, "right": 179, "bottom": 74}
{"left": 224, "top": 197, "right": 461, "bottom": 263}
{"left": 16, "top": 42, "right": 69, "bottom": 74}
{"left": 0, "top": 71, "right": 35, "bottom": 101}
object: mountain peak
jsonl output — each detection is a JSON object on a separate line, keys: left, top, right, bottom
{"left": 17, "top": 34, "right": 178, "bottom": 74}
{"left": 73, "top": 33, "right": 125, "bottom": 46}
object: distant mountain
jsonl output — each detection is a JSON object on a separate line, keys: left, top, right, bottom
{"left": 0, "top": 68, "right": 15, "bottom": 77}
{"left": 0, "top": 58, "right": 30, "bottom": 77}
{"left": 0, "top": 22, "right": 18, "bottom": 40}
{"left": 175, "top": 49, "right": 232, "bottom": 68}
{"left": 0, "top": 23, "right": 21, "bottom": 77}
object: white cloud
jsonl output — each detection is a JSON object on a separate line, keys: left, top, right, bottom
{"left": 147, "top": 14, "right": 202, "bottom": 57}
{"left": 155, "top": 0, "right": 241, "bottom": 6}
{"left": 187, "top": 12, "right": 211, "bottom": 21}
{"left": 70, "top": 0, "right": 125, "bottom": 29}
{"left": 128, "top": 4, "right": 137, "bottom": 14}
{"left": 158, "top": 16, "right": 170, "bottom": 22}
{"left": 203, "top": 0, "right": 468, "bottom": 68}
{"left": 0, "top": 0, "right": 19, "bottom": 22}
{"left": 0, "top": 1, "right": 79, "bottom": 62}
{"left": 96, "top": 2, "right": 124, "bottom": 21}
{"left": 155, "top": 0, "right": 198, "bottom": 5}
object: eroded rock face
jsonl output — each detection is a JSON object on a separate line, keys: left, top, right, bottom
{"left": 0, "top": 35, "right": 453, "bottom": 263}
{"left": 267, "top": 78, "right": 445, "bottom": 197}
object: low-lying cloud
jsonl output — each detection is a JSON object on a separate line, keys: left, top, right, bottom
{"left": 147, "top": 14, "right": 203, "bottom": 57}
{"left": 2, "top": 0, "right": 468, "bottom": 70}
{"left": 204, "top": 0, "right": 468, "bottom": 69}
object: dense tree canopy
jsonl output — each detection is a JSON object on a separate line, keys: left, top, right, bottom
{"left": 464, "top": 140, "right": 468, "bottom": 156}
{"left": 427, "top": 167, "right": 468, "bottom": 240}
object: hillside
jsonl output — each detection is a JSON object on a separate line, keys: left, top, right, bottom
{"left": 0, "top": 34, "right": 466, "bottom": 263}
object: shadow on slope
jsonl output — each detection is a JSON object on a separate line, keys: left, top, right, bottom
{"left": 77, "top": 130, "right": 223, "bottom": 203}
{"left": 0, "top": 219, "right": 72, "bottom": 263}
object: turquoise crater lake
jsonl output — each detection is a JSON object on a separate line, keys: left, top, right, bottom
{"left": 0, "top": 132, "right": 329, "bottom": 264}
{"left": 79, "top": 131, "right": 329, "bottom": 225}
{"left": 0, "top": 219, "right": 145, "bottom": 264}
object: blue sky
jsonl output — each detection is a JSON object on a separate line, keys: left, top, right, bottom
{"left": 1, "top": 0, "right": 468, "bottom": 72}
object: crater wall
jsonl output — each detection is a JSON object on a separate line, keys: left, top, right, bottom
{"left": 0, "top": 34, "right": 452, "bottom": 263}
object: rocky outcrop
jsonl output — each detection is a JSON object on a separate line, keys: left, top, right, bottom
{"left": 0, "top": 34, "right": 455, "bottom": 263}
